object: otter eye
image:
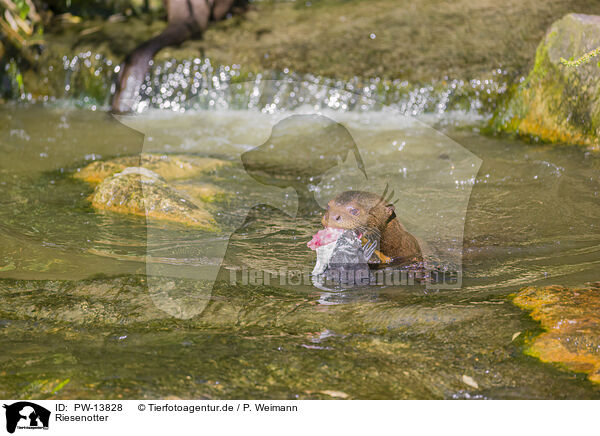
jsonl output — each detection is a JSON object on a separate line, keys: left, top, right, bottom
{"left": 349, "top": 208, "right": 359, "bottom": 216}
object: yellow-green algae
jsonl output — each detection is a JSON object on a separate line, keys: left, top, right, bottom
{"left": 74, "top": 153, "right": 229, "bottom": 184}
{"left": 513, "top": 283, "right": 600, "bottom": 384}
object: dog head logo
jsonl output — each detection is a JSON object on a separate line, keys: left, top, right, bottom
{"left": 3, "top": 402, "right": 50, "bottom": 434}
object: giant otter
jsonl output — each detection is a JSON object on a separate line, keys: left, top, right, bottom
{"left": 321, "top": 190, "right": 422, "bottom": 266}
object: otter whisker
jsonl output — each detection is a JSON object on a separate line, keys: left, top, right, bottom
{"left": 385, "top": 189, "right": 395, "bottom": 204}
{"left": 358, "top": 224, "right": 381, "bottom": 240}
{"left": 374, "top": 184, "right": 390, "bottom": 208}
{"left": 371, "top": 183, "right": 396, "bottom": 212}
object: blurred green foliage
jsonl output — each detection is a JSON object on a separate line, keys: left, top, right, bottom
{"left": 0, "top": 0, "right": 44, "bottom": 63}
{"left": 0, "top": 0, "right": 163, "bottom": 64}
{"left": 43, "top": 0, "right": 162, "bottom": 17}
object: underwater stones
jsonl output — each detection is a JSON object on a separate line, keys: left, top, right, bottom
{"left": 74, "top": 153, "right": 229, "bottom": 184}
{"left": 513, "top": 283, "right": 600, "bottom": 383}
{"left": 491, "top": 14, "right": 600, "bottom": 148}
{"left": 90, "top": 167, "right": 218, "bottom": 230}
{"left": 0, "top": 276, "right": 197, "bottom": 325}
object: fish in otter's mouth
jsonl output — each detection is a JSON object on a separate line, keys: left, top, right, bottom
{"left": 307, "top": 227, "right": 373, "bottom": 276}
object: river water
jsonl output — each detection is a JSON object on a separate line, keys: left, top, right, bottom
{"left": 1, "top": 81, "right": 599, "bottom": 398}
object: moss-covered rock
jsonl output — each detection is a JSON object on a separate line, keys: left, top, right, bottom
{"left": 90, "top": 167, "right": 219, "bottom": 230}
{"left": 74, "top": 153, "right": 229, "bottom": 184}
{"left": 513, "top": 282, "right": 600, "bottom": 384}
{"left": 75, "top": 153, "right": 231, "bottom": 228}
{"left": 491, "top": 14, "right": 600, "bottom": 148}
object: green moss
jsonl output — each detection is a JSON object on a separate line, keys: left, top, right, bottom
{"left": 490, "top": 14, "right": 600, "bottom": 148}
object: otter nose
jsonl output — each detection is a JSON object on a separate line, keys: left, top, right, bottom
{"left": 322, "top": 213, "right": 341, "bottom": 227}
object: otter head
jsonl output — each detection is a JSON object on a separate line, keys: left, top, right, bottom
{"left": 321, "top": 190, "right": 396, "bottom": 237}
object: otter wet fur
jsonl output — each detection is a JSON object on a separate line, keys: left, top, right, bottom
{"left": 321, "top": 190, "right": 422, "bottom": 266}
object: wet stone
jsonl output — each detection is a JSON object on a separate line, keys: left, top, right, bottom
{"left": 90, "top": 167, "right": 219, "bottom": 230}
{"left": 513, "top": 282, "right": 600, "bottom": 383}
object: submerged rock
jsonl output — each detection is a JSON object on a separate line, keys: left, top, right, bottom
{"left": 90, "top": 167, "right": 218, "bottom": 230}
{"left": 491, "top": 14, "right": 600, "bottom": 148}
{"left": 171, "top": 182, "right": 228, "bottom": 203}
{"left": 74, "top": 153, "right": 229, "bottom": 185}
{"left": 74, "top": 153, "right": 231, "bottom": 228}
{"left": 513, "top": 283, "right": 600, "bottom": 383}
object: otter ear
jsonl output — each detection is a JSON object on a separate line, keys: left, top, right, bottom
{"left": 385, "top": 204, "right": 395, "bottom": 216}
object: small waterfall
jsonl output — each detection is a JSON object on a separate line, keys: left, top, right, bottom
{"left": 2, "top": 51, "right": 513, "bottom": 117}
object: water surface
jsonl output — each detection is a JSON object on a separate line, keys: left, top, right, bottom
{"left": 1, "top": 103, "right": 599, "bottom": 399}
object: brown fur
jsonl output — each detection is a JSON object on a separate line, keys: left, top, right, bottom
{"left": 321, "top": 190, "right": 422, "bottom": 265}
